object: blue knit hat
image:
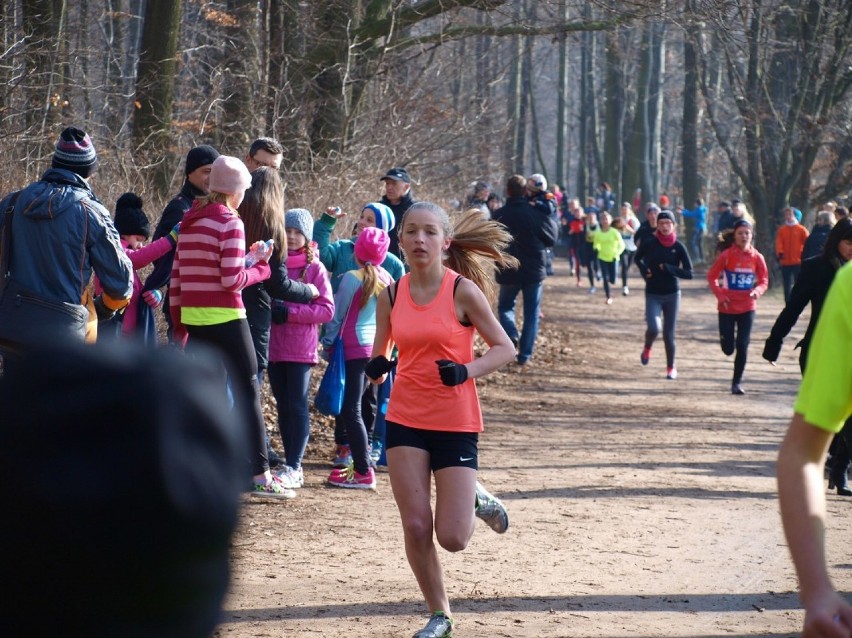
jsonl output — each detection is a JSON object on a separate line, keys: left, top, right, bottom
{"left": 285, "top": 208, "right": 314, "bottom": 242}
{"left": 362, "top": 202, "right": 395, "bottom": 231}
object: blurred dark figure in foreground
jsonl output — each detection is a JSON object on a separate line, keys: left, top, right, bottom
{"left": 0, "top": 340, "right": 246, "bottom": 637}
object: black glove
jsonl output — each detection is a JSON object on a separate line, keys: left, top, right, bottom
{"left": 762, "top": 337, "right": 782, "bottom": 363}
{"left": 93, "top": 295, "right": 115, "bottom": 321}
{"left": 435, "top": 359, "right": 468, "bottom": 386}
{"left": 271, "top": 299, "right": 288, "bottom": 324}
{"left": 364, "top": 355, "right": 397, "bottom": 380}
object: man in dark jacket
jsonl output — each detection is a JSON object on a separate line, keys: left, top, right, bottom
{"left": 143, "top": 145, "right": 219, "bottom": 341}
{"left": 802, "top": 211, "right": 834, "bottom": 261}
{"left": 492, "top": 174, "right": 559, "bottom": 365}
{"left": 379, "top": 167, "right": 415, "bottom": 258}
{"left": 714, "top": 200, "right": 736, "bottom": 233}
{"left": 0, "top": 126, "right": 132, "bottom": 349}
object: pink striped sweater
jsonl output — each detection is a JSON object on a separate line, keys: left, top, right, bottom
{"left": 170, "top": 201, "right": 270, "bottom": 328}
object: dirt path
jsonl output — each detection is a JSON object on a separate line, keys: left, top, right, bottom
{"left": 213, "top": 259, "right": 851, "bottom": 638}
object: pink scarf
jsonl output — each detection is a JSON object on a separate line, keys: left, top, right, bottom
{"left": 286, "top": 249, "right": 308, "bottom": 270}
{"left": 286, "top": 241, "right": 318, "bottom": 270}
{"left": 655, "top": 229, "right": 677, "bottom": 248}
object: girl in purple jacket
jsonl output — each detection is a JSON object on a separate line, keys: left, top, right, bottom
{"left": 267, "top": 209, "right": 335, "bottom": 489}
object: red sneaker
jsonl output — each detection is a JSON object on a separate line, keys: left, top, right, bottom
{"left": 327, "top": 466, "right": 376, "bottom": 490}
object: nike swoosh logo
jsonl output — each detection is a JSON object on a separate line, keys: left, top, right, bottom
{"left": 459, "top": 456, "right": 473, "bottom": 462}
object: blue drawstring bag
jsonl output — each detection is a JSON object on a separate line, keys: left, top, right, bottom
{"left": 315, "top": 335, "right": 346, "bottom": 416}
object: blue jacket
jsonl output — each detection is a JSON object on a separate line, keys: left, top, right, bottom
{"left": 1, "top": 168, "right": 132, "bottom": 306}
{"left": 681, "top": 204, "right": 707, "bottom": 231}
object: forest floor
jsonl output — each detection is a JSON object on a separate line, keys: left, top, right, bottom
{"left": 212, "top": 256, "right": 852, "bottom": 638}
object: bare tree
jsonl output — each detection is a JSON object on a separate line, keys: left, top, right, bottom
{"left": 692, "top": 0, "right": 852, "bottom": 251}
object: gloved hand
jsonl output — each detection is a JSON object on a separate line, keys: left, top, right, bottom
{"left": 143, "top": 289, "right": 163, "bottom": 309}
{"left": 271, "top": 299, "right": 288, "bottom": 324}
{"left": 364, "top": 355, "right": 397, "bottom": 381}
{"left": 762, "top": 337, "right": 782, "bottom": 363}
{"left": 435, "top": 359, "right": 468, "bottom": 386}
{"left": 168, "top": 223, "right": 180, "bottom": 246}
{"left": 93, "top": 294, "right": 116, "bottom": 321}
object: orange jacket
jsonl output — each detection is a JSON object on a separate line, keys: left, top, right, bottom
{"left": 775, "top": 223, "right": 809, "bottom": 266}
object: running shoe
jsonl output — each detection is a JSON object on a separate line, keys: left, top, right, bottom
{"left": 332, "top": 444, "right": 352, "bottom": 468}
{"left": 588, "top": 286, "right": 596, "bottom": 294}
{"left": 252, "top": 474, "right": 296, "bottom": 499}
{"left": 605, "top": 297, "right": 613, "bottom": 305}
{"left": 731, "top": 383, "right": 745, "bottom": 395}
{"left": 276, "top": 465, "right": 304, "bottom": 488}
{"left": 369, "top": 440, "right": 383, "bottom": 468}
{"left": 413, "top": 611, "right": 454, "bottom": 638}
{"left": 640, "top": 346, "right": 651, "bottom": 366}
{"left": 666, "top": 367, "right": 678, "bottom": 380}
{"left": 622, "top": 285, "right": 629, "bottom": 296}
{"left": 475, "top": 481, "right": 509, "bottom": 533}
{"left": 328, "top": 465, "right": 376, "bottom": 490}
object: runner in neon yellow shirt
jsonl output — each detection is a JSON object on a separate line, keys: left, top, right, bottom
{"left": 592, "top": 212, "right": 625, "bottom": 304}
{"left": 778, "top": 261, "right": 852, "bottom": 637}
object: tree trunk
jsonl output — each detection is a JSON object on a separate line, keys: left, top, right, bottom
{"left": 133, "top": 0, "right": 182, "bottom": 190}
{"left": 503, "top": 0, "right": 522, "bottom": 176}
{"left": 603, "top": 24, "right": 624, "bottom": 202}
{"left": 554, "top": 0, "right": 568, "bottom": 189}
{"left": 220, "top": 0, "right": 260, "bottom": 153}
{"left": 681, "top": 13, "right": 700, "bottom": 242}
{"left": 576, "top": 1, "right": 593, "bottom": 202}
{"left": 588, "top": 28, "right": 602, "bottom": 188}
{"left": 646, "top": 21, "right": 665, "bottom": 203}
{"left": 623, "top": 23, "right": 652, "bottom": 214}
{"left": 474, "top": 12, "right": 494, "bottom": 179}
{"left": 307, "top": 1, "right": 360, "bottom": 159}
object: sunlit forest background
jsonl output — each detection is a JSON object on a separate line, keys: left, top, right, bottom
{"left": 1, "top": 0, "right": 850, "bottom": 254}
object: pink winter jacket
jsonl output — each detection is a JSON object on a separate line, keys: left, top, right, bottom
{"left": 267, "top": 255, "right": 334, "bottom": 364}
{"left": 95, "top": 236, "right": 174, "bottom": 336}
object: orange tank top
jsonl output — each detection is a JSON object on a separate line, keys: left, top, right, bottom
{"left": 386, "top": 268, "right": 483, "bottom": 432}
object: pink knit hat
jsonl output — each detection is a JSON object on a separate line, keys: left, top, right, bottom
{"left": 354, "top": 227, "right": 389, "bottom": 266}
{"left": 208, "top": 156, "right": 252, "bottom": 195}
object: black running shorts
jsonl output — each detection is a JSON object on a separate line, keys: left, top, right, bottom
{"left": 386, "top": 421, "right": 479, "bottom": 471}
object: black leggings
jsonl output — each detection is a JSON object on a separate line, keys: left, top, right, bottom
{"left": 718, "top": 311, "right": 754, "bottom": 385}
{"left": 587, "top": 252, "right": 599, "bottom": 287}
{"left": 644, "top": 292, "right": 680, "bottom": 368}
{"left": 620, "top": 250, "right": 635, "bottom": 286}
{"left": 600, "top": 259, "right": 616, "bottom": 298}
{"left": 186, "top": 319, "right": 267, "bottom": 476}
{"left": 336, "top": 357, "right": 370, "bottom": 475}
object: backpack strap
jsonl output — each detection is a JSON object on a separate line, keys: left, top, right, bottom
{"left": 1, "top": 192, "right": 21, "bottom": 279}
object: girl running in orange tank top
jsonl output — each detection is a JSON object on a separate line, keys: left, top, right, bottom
{"left": 363, "top": 203, "right": 517, "bottom": 638}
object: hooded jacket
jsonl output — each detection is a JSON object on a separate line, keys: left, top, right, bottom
{"left": 492, "top": 195, "right": 559, "bottom": 286}
{"left": 1, "top": 168, "right": 132, "bottom": 309}
{"left": 707, "top": 244, "right": 769, "bottom": 314}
